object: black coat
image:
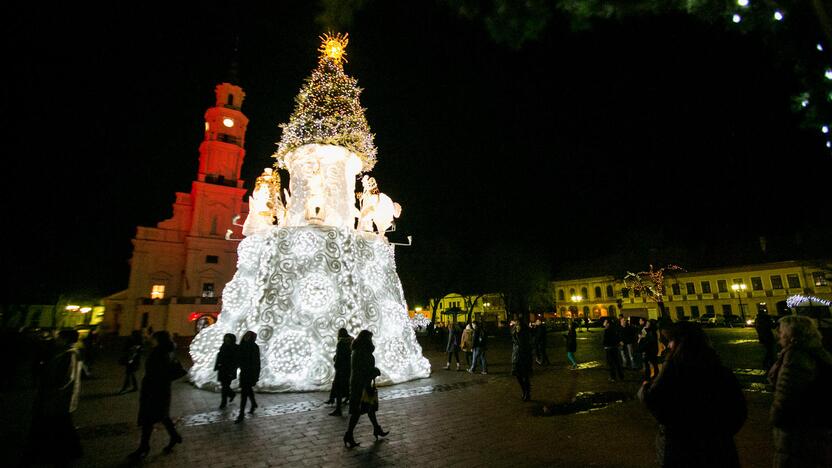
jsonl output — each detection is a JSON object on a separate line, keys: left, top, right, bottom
{"left": 602, "top": 326, "right": 620, "bottom": 348}
{"left": 620, "top": 324, "right": 637, "bottom": 345}
{"left": 638, "top": 329, "right": 659, "bottom": 358}
{"left": 472, "top": 328, "right": 487, "bottom": 350}
{"left": 534, "top": 324, "right": 547, "bottom": 345}
{"left": 640, "top": 356, "right": 746, "bottom": 467}
{"left": 237, "top": 340, "right": 261, "bottom": 387}
{"left": 214, "top": 343, "right": 238, "bottom": 383}
{"left": 565, "top": 329, "right": 577, "bottom": 353}
{"left": 511, "top": 326, "right": 533, "bottom": 376}
{"left": 446, "top": 326, "right": 461, "bottom": 352}
{"left": 754, "top": 315, "right": 775, "bottom": 345}
{"left": 332, "top": 337, "right": 352, "bottom": 396}
{"left": 120, "top": 340, "right": 142, "bottom": 372}
{"left": 137, "top": 345, "right": 174, "bottom": 425}
{"left": 349, "top": 344, "right": 380, "bottom": 414}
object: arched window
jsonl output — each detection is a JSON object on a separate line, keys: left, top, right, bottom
{"left": 594, "top": 286, "right": 602, "bottom": 298}
{"left": 583, "top": 306, "right": 590, "bottom": 318}
{"left": 569, "top": 288, "right": 575, "bottom": 297}
{"left": 227, "top": 94, "right": 234, "bottom": 106}
{"left": 581, "top": 287, "right": 588, "bottom": 299}
{"left": 558, "top": 289, "right": 565, "bottom": 301}
{"left": 606, "top": 285, "right": 614, "bottom": 297}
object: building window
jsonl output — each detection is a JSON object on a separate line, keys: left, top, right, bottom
{"left": 685, "top": 282, "right": 695, "bottom": 295}
{"left": 558, "top": 289, "right": 564, "bottom": 301}
{"left": 813, "top": 272, "right": 828, "bottom": 287}
{"left": 583, "top": 306, "right": 590, "bottom": 318}
{"left": 671, "top": 283, "right": 681, "bottom": 295}
{"left": 732, "top": 278, "right": 744, "bottom": 287}
{"left": 717, "top": 280, "right": 728, "bottom": 293}
{"left": 150, "top": 284, "right": 165, "bottom": 299}
{"left": 606, "top": 285, "right": 614, "bottom": 297}
{"left": 569, "top": 288, "right": 575, "bottom": 297}
{"left": 594, "top": 286, "right": 602, "bottom": 298}
{"left": 706, "top": 305, "right": 715, "bottom": 316}
{"left": 771, "top": 275, "right": 783, "bottom": 289}
{"left": 202, "top": 283, "right": 215, "bottom": 298}
{"left": 675, "top": 306, "right": 685, "bottom": 319}
{"left": 751, "top": 277, "right": 763, "bottom": 291}
{"left": 787, "top": 274, "right": 801, "bottom": 289}
{"left": 227, "top": 94, "right": 234, "bottom": 106}
{"left": 757, "top": 302, "right": 768, "bottom": 314}
{"left": 581, "top": 287, "right": 588, "bottom": 299}
{"left": 206, "top": 255, "right": 219, "bottom": 264}
{"left": 690, "top": 305, "right": 700, "bottom": 318}
{"left": 701, "top": 281, "right": 711, "bottom": 294}
{"left": 722, "top": 304, "right": 732, "bottom": 317}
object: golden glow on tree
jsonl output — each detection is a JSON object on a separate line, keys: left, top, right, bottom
{"left": 318, "top": 32, "right": 349, "bottom": 67}
{"left": 276, "top": 32, "right": 376, "bottom": 172}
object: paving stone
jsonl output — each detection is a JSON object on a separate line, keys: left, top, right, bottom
{"left": 0, "top": 329, "right": 777, "bottom": 467}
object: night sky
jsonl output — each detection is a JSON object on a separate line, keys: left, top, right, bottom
{"left": 4, "top": 2, "right": 831, "bottom": 304}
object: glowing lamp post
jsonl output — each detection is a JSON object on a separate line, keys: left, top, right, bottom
{"left": 731, "top": 283, "right": 748, "bottom": 322}
{"left": 571, "top": 295, "right": 583, "bottom": 318}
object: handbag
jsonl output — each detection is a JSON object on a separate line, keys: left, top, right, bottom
{"left": 360, "top": 379, "right": 379, "bottom": 414}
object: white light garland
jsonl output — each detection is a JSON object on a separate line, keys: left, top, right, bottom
{"left": 786, "top": 294, "right": 832, "bottom": 308}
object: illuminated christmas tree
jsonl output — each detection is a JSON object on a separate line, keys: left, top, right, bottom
{"left": 188, "top": 33, "right": 431, "bottom": 392}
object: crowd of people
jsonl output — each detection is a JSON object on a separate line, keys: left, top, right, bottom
{"left": 12, "top": 308, "right": 831, "bottom": 466}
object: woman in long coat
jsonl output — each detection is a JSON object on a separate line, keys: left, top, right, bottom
{"left": 118, "top": 330, "right": 143, "bottom": 394}
{"left": 214, "top": 333, "right": 238, "bottom": 409}
{"left": 769, "top": 315, "right": 832, "bottom": 467}
{"left": 328, "top": 328, "right": 353, "bottom": 416}
{"left": 130, "top": 331, "right": 182, "bottom": 460}
{"left": 236, "top": 330, "right": 260, "bottom": 423}
{"left": 511, "top": 317, "right": 533, "bottom": 401}
{"left": 344, "top": 330, "right": 386, "bottom": 448}
{"left": 444, "top": 322, "right": 462, "bottom": 370}
{"left": 638, "top": 319, "right": 660, "bottom": 382}
{"left": 565, "top": 320, "right": 578, "bottom": 369}
{"left": 639, "top": 322, "right": 746, "bottom": 467}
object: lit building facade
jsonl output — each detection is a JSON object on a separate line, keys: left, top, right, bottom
{"left": 411, "top": 292, "right": 506, "bottom": 325}
{"left": 104, "top": 82, "right": 250, "bottom": 337}
{"left": 552, "top": 261, "right": 831, "bottom": 321}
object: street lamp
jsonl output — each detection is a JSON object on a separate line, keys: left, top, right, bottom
{"left": 570, "top": 295, "right": 583, "bottom": 318}
{"left": 731, "top": 283, "right": 748, "bottom": 321}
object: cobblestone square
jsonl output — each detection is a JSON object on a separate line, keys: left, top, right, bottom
{"left": 3, "top": 328, "right": 774, "bottom": 467}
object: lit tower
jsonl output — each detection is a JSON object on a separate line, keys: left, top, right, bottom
{"left": 113, "top": 81, "right": 250, "bottom": 337}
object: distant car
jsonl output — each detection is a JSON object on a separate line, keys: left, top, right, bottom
{"left": 698, "top": 314, "right": 725, "bottom": 327}
{"left": 724, "top": 316, "right": 746, "bottom": 328}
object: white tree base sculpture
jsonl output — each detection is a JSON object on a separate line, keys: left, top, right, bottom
{"left": 189, "top": 225, "right": 431, "bottom": 392}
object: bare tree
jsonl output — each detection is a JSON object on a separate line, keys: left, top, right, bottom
{"left": 622, "top": 264, "right": 685, "bottom": 320}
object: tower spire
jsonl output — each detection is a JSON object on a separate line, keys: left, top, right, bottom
{"left": 226, "top": 35, "right": 240, "bottom": 85}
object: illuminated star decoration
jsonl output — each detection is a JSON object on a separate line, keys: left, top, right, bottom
{"left": 318, "top": 32, "right": 349, "bottom": 67}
